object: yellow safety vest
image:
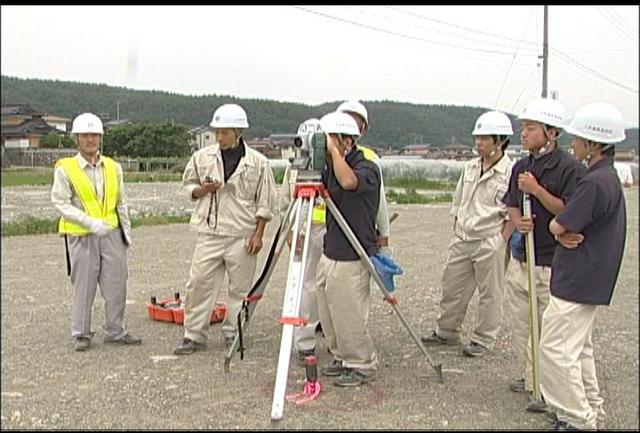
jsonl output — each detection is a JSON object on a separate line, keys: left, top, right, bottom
{"left": 357, "top": 144, "right": 379, "bottom": 162}
{"left": 310, "top": 145, "right": 378, "bottom": 225}
{"left": 56, "top": 156, "right": 120, "bottom": 235}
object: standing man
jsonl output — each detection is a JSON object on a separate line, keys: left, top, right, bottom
{"left": 174, "top": 103, "right": 278, "bottom": 355}
{"left": 541, "top": 103, "right": 627, "bottom": 431}
{"left": 315, "top": 112, "right": 381, "bottom": 387}
{"left": 421, "top": 111, "right": 514, "bottom": 357}
{"left": 52, "top": 112, "right": 141, "bottom": 352}
{"left": 337, "top": 100, "right": 391, "bottom": 256}
{"left": 501, "top": 98, "right": 585, "bottom": 412}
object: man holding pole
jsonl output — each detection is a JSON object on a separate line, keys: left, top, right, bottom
{"left": 501, "top": 98, "right": 585, "bottom": 412}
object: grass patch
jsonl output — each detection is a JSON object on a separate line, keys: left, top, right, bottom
{"left": 385, "top": 178, "right": 456, "bottom": 191}
{"left": 1, "top": 167, "right": 54, "bottom": 187}
{"left": 2, "top": 214, "right": 192, "bottom": 237}
{"left": 387, "top": 189, "right": 452, "bottom": 205}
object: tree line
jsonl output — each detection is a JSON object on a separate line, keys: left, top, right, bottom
{"left": 2, "top": 75, "right": 638, "bottom": 152}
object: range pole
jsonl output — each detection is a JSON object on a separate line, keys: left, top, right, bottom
{"left": 541, "top": 5, "right": 549, "bottom": 98}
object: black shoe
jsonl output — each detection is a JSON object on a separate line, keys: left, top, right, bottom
{"left": 74, "top": 337, "right": 90, "bottom": 352}
{"left": 526, "top": 396, "right": 548, "bottom": 413}
{"left": 333, "top": 368, "right": 376, "bottom": 387}
{"left": 104, "top": 333, "right": 142, "bottom": 345}
{"left": 321, "top": 360, "right": 345, "bottom": 377}
{"left": 174, "top": 337, "right": 206, "bottom": 355}
{"left": 461, "top": 341, "right": 488, "bottom": 357}
{"left": 509, "top": 378, "right": 526, "bottom": 393}
{"left": 421, "top": 330, "right": 459, "bottom": 346}
{"left": 552, "top": 420, "right": 580, "bottom": 430}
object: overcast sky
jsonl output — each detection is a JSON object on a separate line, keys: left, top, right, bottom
{"left": 2, "top": 5, "right": 638, "bottom": 126}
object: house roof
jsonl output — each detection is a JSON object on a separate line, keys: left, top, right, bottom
{"left": 1, "top": 118, "right": 58, "bottom": 136}
{"left": 43, "top": 114, "right": 71, "bottom": 123}
{"left": 404, "top": 144, "right": 432, "bottom": 150}
{"left": 1, "top": 104, "right": 43, "bottom": 117}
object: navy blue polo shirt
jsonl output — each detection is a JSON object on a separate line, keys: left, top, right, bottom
{"left": 502, "top": 148, "right": 586, "bottom": 266}
{"left": 322, "top": 146, "right": 380, "bottom": 261}
{"left": 550, "top": 158, "right": 627, "bottom": 305}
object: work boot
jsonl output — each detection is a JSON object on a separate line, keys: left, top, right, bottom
{"left": 509, "top": 377, "right": 526, "bottom": 393}
{"left": 461, "top": 341, "right": 488, "bottom": 357}
{"left": 526, "top": 396, "right": 548, "bottom": 413}
{"left": 321, "top": 360, "right": 345, "bottom": 377}
{"left": 333, "top": 368, "right": 376, "bottom": 387}
{"left": 104, "top": 333, "right": 142, "bottom": 345}
{"left": 421, "top": 330, "right": 459, "bottom": 346}
{"left": 552, "top": 420, "right": 580, "bottom": 430}
{"left": 74, "top": 337, "right": 90, "bottom": 352}
{"left": 174, "top": 337, "right": 206, "bottom": 355}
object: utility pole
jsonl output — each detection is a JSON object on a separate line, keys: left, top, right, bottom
{"left": 541, "top": 5, "right": 549, "bottom": 98}
{"left": 116, "top": 100, "right": 120, "bottom": 120}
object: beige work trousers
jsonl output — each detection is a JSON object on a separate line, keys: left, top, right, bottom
{"left": 505, "top": 257, "right": 551, "bottom": 391}
{"left": 540, "top": 295, "right": 604, "bottom": 430}
{"left": 67, "top": 230, "right": 129, "bottom": 340}
{"left": 435, "top": 234, "right": 506, "bottom": 348}
{"left": 316, "top": 254, "right": 378, "bottom": 373}
{"left": 183, "top": 233, "right": 257, "bottom": 344}
{"left": 293, "top": 224, "right": 325, "bottom": 353}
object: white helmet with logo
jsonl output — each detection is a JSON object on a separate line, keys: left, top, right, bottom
{"left": 319, "top": 112, "right": 360, "bottom": 137}
{"left": 565, "top": 102, "right": 626, "bottom": 144}
{"left": 210, "top": 103, "right": 249, "bottom": 128}
{"left": 519, "top": 98, "right": 567, "bottom": 129}
{"left": 337, "top": 100, "right": 368, "bottom": 127}
{"left": 71, "top": 113, "right": 104, "bottom": 135}
{"left": 297, "top": 118, "right": 322, "bottom": 135}
{"left": 472, "top": 111, "right": 513, "bottom": 136}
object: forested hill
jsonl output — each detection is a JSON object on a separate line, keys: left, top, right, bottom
{"left": 2, "top": 75, "right": 638, "bottom": 150}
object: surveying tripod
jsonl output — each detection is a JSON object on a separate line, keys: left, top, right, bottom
{"left": 224, "top": 169, "right": 443, "bottom": 422}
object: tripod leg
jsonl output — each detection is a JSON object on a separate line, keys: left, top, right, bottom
{"left": 271, "top": 196, "right": 315, "bottom": 421}
{"left": 224, "top": 197, "right": 301, "bottom": 372}
{"left": 323, "top": 195, "right": 443, "bottom": 383}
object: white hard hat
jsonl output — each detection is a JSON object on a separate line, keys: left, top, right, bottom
{"left": 519, "top": 98, "right": 567, "bottom": 129}
{"left": 71, "top": 113, "right": 104, "bottom": 135}
{"left": 565, "top": 102, "right": 626, "bottom": 144}
{"left": 319, "top": 112, "right": 360, "bottom": 137}
{"left": 210, "top": 103, "right": 249, "bottom": 128}
{"left": 337, "top": 100, "right": 368, "bottom": 127}
{"left": 297, "top": 118, "right": 322, "bottom": 135}
{"left": 472, "top": 111, "right": 513, "bottom": 136}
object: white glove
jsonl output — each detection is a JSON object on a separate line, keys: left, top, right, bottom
{"left": 88, "top": 218, "right": 111, "bottom": 237}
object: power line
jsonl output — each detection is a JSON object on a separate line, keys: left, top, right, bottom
{"left": 351, "top": 6, "right": 538, "bottom": 54}
{"left": 595, "top": 6, "right": 638, "bottom": 42}
{"left": 511, "top": 64, "right": 539, "bottom": 112}
{"left": 386, "top": 6, "right": 540, "bottom": 48}
{"left": 551, "top": 47, "right": 639, "bottom": 95}
{"left": 494, "top": 7, "right": 537, "bottom": 108}
{"left": 292, "top": 6, "right": 536, "bottom": 58}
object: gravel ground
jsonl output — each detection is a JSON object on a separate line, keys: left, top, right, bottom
{"left": 1, "top": 184, "right": 638, "bottom": 430}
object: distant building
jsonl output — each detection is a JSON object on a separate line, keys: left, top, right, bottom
{"left": 43, "top": 114, "right": 72, "bottom": 132}
{"left": 188, "top": 125, "right": 215, "bottom": 149}
{"left": 402, "top": 143, "right": 433, "bottom": 156}
{"left": 1, "top": 104, "right": 59, "bottom": 148}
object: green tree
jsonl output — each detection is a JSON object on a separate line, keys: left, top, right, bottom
{"left": 39, "top": 131, "right": 75, "bottom": 148}
{"left": 103, "top": 121, "right": 192, "bottom": 158}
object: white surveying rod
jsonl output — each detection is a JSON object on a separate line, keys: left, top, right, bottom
{"left": 523, "top": 192, "right": 542, "bottom": 401}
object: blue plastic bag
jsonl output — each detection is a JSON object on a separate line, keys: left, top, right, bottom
{"left": 370, "top": 253, "right": 404, "bottom": 293}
